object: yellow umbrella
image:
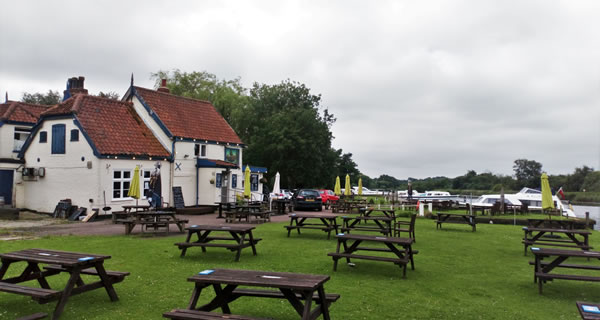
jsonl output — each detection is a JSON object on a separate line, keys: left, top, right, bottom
{"left": 344, "top": 174, "right": 351, "bottom": 196}
{"left": 243, "top": 166, "right": 251, "bottom": 199}
{"left": 358, "top": 177, "right": 363, "bottom": 196}
{"left": 128, "top": 165, "right": 141, "bottom": 200}
{"left": 334, "top": 176, "right": 341, "bottom": 196}
{"left": 541, "top": 173, "right": 554, "bottom": 211}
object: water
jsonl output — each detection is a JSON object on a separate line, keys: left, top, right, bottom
{"left": 573, "top": 205, "right": 600, "bottom": 230}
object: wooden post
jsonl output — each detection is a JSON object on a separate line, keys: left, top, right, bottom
{"left": 585, "top": 212, "right": 590, "bottom": 229}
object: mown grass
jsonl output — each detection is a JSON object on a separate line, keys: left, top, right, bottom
{"left": 1, "top": 218, "right": 599, "bottom": 319}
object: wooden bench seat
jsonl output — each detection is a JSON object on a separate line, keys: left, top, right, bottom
{"left": 16, "top": 312, "right": 48, "bottom": 320}
{"left": 163, "top": 309, "right": 267, "bottom": 320}
{"left": 327, "top": 252, "right": 409, "bottom": 264}
{"left": 535, "top": 272, "right": 600, "bottom": 282}
{"left": 522, "top": 240, "right": 591, "bottom": 250}
{"left": 231, "top": 288, "right": 340, "bottom": 304}
{"left": 175, "top": 238, "right": 262, "bottom": 250}
{"left": 43, "top": 265, "right": 130, "bottom": 281}
{"left": 0, "top": 282, "right": 61, "bottom": 303}
{"left": 529, "top": 261, "right": 600, "bottom": 271}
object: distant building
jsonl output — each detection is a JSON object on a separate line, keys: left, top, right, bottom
{"left": 0, "top": 100, "right": 49, "bottom": 205}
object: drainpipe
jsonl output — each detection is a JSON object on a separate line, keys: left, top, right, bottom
{"left": 170, "top": 139, "right": 176, "bottom": 207}
{"left": 195, "top": 162, "right": 199, "bottom": 206}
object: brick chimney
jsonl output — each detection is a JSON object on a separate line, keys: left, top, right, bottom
{"left": 157, "top": 79, "right": 170, "bottom": 93}
{"left": 64, "top": 76, "right": 88, "bottom": 99}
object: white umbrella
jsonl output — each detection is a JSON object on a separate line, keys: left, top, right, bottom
{"left": 273, "top": 172, "right": 281, "bottom": 194}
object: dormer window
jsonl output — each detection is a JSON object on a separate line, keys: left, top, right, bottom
{"left": 13, "top": 128, "right": 30, "bottom": 152}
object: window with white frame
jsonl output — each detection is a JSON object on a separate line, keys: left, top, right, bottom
{"left": 113, "top": 170, "right": 132, "bottom": 199}
{"left": 250, "top": 174, "right": 259, "bottom": 191}
{"left": 13, "top": 128, "right": 30, "bottom": 152}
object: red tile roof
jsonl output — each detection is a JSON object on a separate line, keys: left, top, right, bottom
{"left": 42, "top": 94, "right": 170, "bottom": 158}
{"left": 133, "top": 86, "right": 243, "bottom": 145}
{"left": 0, "top": 101, "right": 50, "bottom": 124}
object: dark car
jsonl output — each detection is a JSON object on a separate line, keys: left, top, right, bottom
{"left": 292, "top": 189, "right": 322, "bottom": 211}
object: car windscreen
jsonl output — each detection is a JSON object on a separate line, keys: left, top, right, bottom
{"left": 299, "top": 190, "right": 319, "bottom": 197}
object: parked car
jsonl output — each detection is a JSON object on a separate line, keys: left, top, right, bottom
{"left": 281, "top": 189, "right": 294, "bottom": 200}
{"left": 292, "top": 189, "right": 322, "bottom": 211}
{"left": 319, "top": 189, "right": 339, "bottom": 208}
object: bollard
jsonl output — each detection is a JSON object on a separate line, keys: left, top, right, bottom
{"left": 586, "top": 212, "right": 590, "bottom": 229}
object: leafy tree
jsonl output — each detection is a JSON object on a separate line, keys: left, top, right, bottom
{"left": 97, "top": 91, "right": 120, "bottom": 100}
{"left": 152, "top": 69, "right": 247, "bottom": 124}
{"left": 239, "top": 80, "right": 336, "bottom": 188}
{"left": 21, "top": 90, "right": 61, "bottom": 105}
{"left": 513, "top": 159, "right": 543, "bottom": 189}
{"left": 582, "top": 171, "right": 600, "bottom": 192}
{"left": 565, "top": 166, "right": 594, "bottom": 192}
{"left": 336, "top": 151, "right": 361, "bottom": 186}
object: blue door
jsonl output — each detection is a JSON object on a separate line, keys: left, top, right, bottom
{"left": 0, "top": 169, "right": 14, "bottom": 205}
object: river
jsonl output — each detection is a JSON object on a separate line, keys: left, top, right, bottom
{"left": 573, "top": 205, "right": 600, "bottom": 230}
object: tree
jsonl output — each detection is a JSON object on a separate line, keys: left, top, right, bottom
{"left": 336, "top": 151, "right": 361, "bottom": 186}
{"left": 582, "top": 171, "right": 600, "bottom": 192}
{"left": 97, "top": 91, "right": 120, "bottom": 100}
{"left": 239, "top": 80, "right": 336, "bottom": 188}
{"left": 565, "top": 166, "right": 594, "bottom": 192}
{"left": 21, "top": 90, "right": 61, "bottom": 105}
{"left": 513, "top": 159, "right": 543, "bottom": 189}
{"left": 151, "top": 69, "right": 247, "bottom": 124}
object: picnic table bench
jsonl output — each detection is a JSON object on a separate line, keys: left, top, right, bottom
{"left": 328, "top": 233, "right": 416, "bottom": 278}
{"left": 530, "top": 247, "right": 600, "bottom": 294}
{"left": 285, "top": 213, "right": 339, "bottom": 239}
{"left": 116, "top": 211, "right": 188, "bottom": 235}
{"left": 340, "top": 215, "right": 393, "bottom": 236}
{"left": 527, "top": 218, "right": 577, "bottom": 229}
{"left": 576, "top": 301, "right": 600, "bottom": 320}
{"left": 175, "top": 225, "right": 261, "bottom": 262}
{"left": 177, "top": 268, "right": 338, "bottom": 319}
{"left": 522, "top": 227, "right": 592, "bottom": 255}
{"left": 435, "top": 213, "right": 476, "bottom": 231}
{"left": 0, "top": 248, "right": 128, "bottom": 319}
{"left": 224, "top": 205, "right": 270, "bottom": 224}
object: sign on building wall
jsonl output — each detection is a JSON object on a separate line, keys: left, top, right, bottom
{"left": 224, "top": 148, "right": 239, "bottom": 165}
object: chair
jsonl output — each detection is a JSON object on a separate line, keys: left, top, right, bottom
{"left": 394, "top": 214, "right": 416, "bottom": 242}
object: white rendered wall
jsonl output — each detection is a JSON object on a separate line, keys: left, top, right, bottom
{"left": 0, "top": 124, "right": 31, "bottom": 159}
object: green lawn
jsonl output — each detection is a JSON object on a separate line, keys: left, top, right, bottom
{"left": 1, "top": 218, "right": 598, "bottom": 319}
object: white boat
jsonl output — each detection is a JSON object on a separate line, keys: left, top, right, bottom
{"left": 468, "top": 187, "right": 575, "bottom": 218}
{"left": 398, "top": 190, "right": 462, "bottom": 202}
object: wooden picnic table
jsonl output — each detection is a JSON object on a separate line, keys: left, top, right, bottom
{"left": 214, "top": 202, "right": 236, "bottom": 219}
{"left": 435, "top": 213, "right": 476, "bottom": 231}
{"left": 121, "top": 204, "right": 151, "bottom": 213}
{"left": 175, "top": 225, "right": 261, "bottom": 262}
{"left": 576, "top": 301, "right": 600, "bottom": 319}
{"left": 0, "top": 248, "right": 129, "bottom": 320}
{"left": 225, "top": 205, "right": 270, "bottom": 224}
{"left": 285, "top": 213, "right": 339, "bottom": 239}
{"left": 340, "top": 215, "right": 393, "bottom": 236}
{"left": 522, "top": 227, "right": 592, "bottom": 255}
{"left": 177, "top": 268, "right": 338, "bottom": 320}
{"left": 272, "top": 199, "right": 293, "bottom": 215}
{"left": 527, "top": 219, "right": 577, "bottom": 229}
{"left": 116, "top": 211, "right": 188, "bottom": 235}
{"left": 328, "top": 233, "right": 416, "bottom": 278}
{"left": 530, "top": 247, "right": 600, "bottom": 294}
{"left": 362, "top": 207, "right": 396, "bottom": 220}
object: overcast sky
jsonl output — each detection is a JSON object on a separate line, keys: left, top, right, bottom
{"left": 1, "top": 1, "right": 599, "bottom": 180}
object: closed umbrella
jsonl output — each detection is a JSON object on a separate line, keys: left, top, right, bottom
{"left": 358, "top": 178, "right": 363, "bottom": 196}
{"left": 344, "top": 174, "right": 351, "bottom": 196}
{"left": 128, "top": 166, "right": 141, "bottom": 205}
{"left": 273, "top": 172, "right": 281, "bottom": 194}
{"left": 334, "top": 176, "right": 341, "bottom": 196}
{"left": 541, "top": 173, "right": 554, "bottom": 211}
{"left": 244, "top": 166, "right": 251, "bottom": 199}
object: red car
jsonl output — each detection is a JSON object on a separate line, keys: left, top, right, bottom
{"left": 319, "top": 189, "right": 339, "bottom": 208}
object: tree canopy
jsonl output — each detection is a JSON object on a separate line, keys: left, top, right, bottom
{"left": 21, "top": 90, "right": 61, "bottom": 105}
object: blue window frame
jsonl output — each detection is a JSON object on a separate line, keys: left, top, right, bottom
{"left": 216, "top": 173, "right": 222, "bottom": 188}
{"left": 231, "top": 174, "right": 237, "bottom": 188}
{"left": 70, "top": 129, "right": 79, "bottom": 141}
{"left": 51, "top": 124, "right": 65, "bottom": 154}
{"left": 39, "top": 131, "right": 47, "bottom": 143}
{"left": 250, "top": 174, "right": 258, "bottom": 191}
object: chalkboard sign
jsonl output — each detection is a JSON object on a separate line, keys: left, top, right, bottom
{"left": 172, "top": 186, "right": 185, "bottom": 209}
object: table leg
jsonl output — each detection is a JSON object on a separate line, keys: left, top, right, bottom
{"left": 0, "top": 260, "right": 11, "bottom": 279}
{"left": 213, "top": 284, "right": 232, "bottom": 314}
{"left": 317, "top": 286, "right": 330, "bottom": 320}
{"left": 197, "top": 284, "right": 237, "bottom": 312}
{"left": 52, "top": 268, "right": 81, "bottom": 320}
{"left": 180, "top": 230, "right": 194, "bottom": 257}
{"left": 333, "top": 239, "right": 341, "bottom": 271}
{"left": 248, "top": 231, "right": 258, "bottom": 256}
{"left": 187, "top": 283, "right": 207, "bottom": 309}
{"left": 234, "top": 232, "right": 247, "bottom": 262}
{"left": 94, "top": 262, "right": 119, "bottom": 301}
{"left": 28, "top": 262, "right": 51, "bottom": 289}
{"left": 280, "top": 288, "right": 308, "bottom": 317}
{"left": 301, "top": 290, "right": 313, "bottom": 320}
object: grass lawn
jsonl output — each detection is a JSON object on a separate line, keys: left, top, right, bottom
{"left": 1, "top": 218, "right": 599, "bottom": 319}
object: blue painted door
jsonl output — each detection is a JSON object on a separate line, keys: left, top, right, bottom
{"left": 0, "top": 169, "right": 14, "bottom": 205}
